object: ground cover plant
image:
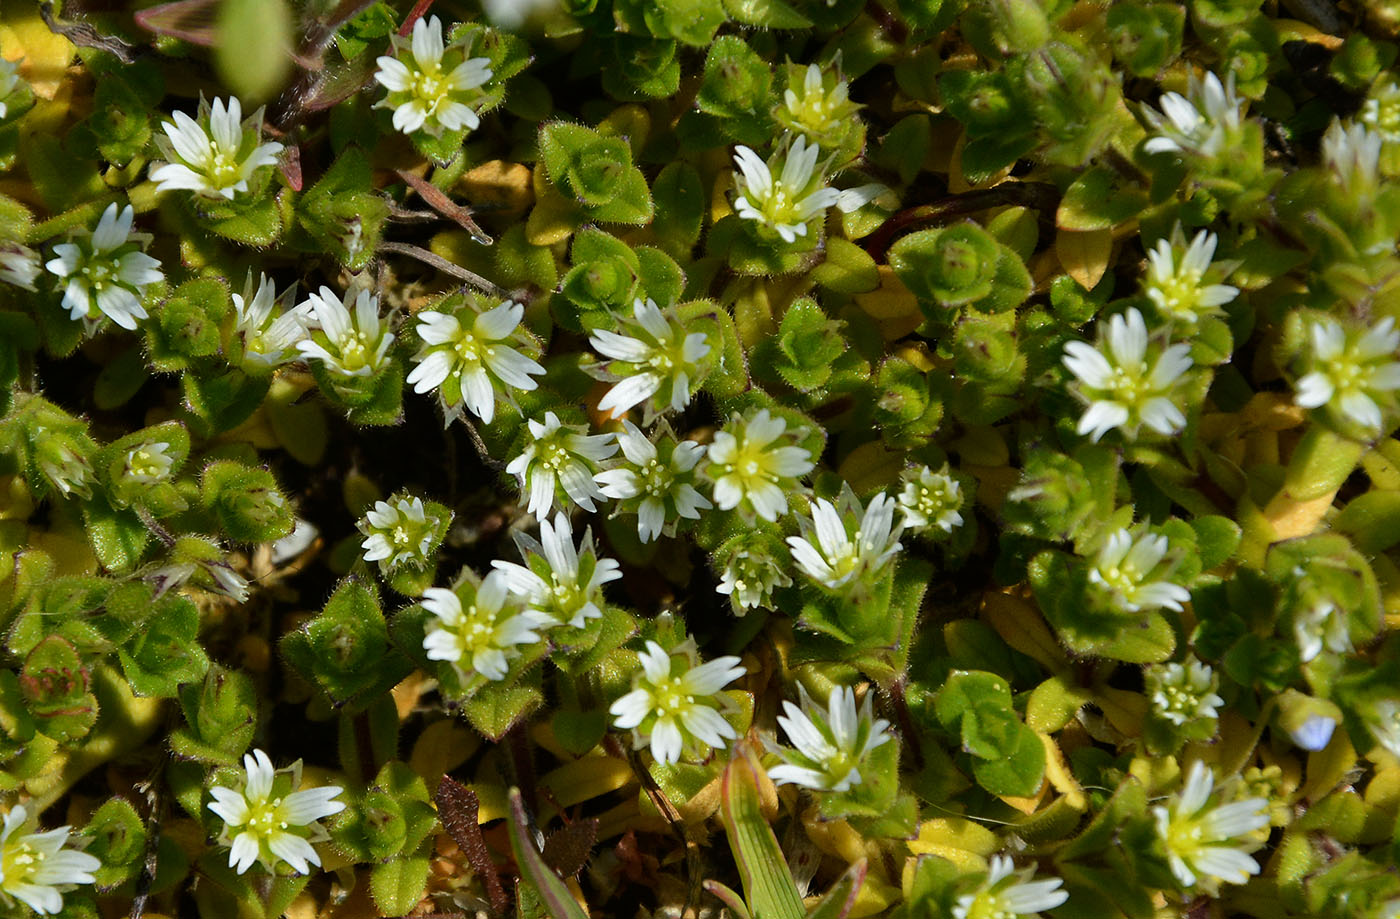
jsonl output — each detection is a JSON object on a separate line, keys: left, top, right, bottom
{"left": 1, "top": 0, "right": 1400, "bottom": 917}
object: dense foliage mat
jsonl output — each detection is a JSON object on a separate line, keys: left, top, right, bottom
{"left": 1, "top": 0, "right": 1400, "bottom": 917}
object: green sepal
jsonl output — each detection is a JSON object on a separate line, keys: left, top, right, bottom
{"left": 81, "top": 798, "right": 148, "bottom": 890}
{"left": 117, "top": 594, "right": 210, "bottom": 698}
{"left": 281, "top": 577, "right": 413, "bottom": 712}
{"left": 169, "top": 665, "right": 257, "bottom": 765}
{"left": 145, "top": 278, "right": 232, "bottom": 373}
{"left": 200, "top": 460, "right": 294, "bottom": 544}
{"left": 20, "top": 635, "right": 99, "bottom": 744}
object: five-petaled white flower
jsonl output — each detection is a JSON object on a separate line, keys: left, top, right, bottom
{"left": 359, "top": 495, "right": 448, "bottom": 570}
{"left": 897, "top": 464, "right": 964, "bottom": 534}
{"left": 0, "top": 242, "right": 39, "bottom": 290}
{"left": 768, "top": 685, "right": 891, "bottom": 792}
{"left": 295, "top": 286, "right": 395, "bottom": 378}
{"left": 207, "top": 748, "right": 345, "bottom": 876}
{"left": 1294, "top": 316, "right": 1400, "bottom": 434}
{"left": 609, "top": 638, "right": 746, "bottom": 765}
{"left": 732, "top": 136, "right": 877, "bottom": 244}
{"left": 232, "top": 272, "right": 310, "bottom": 370}
{"left": 1147, "top": 658, "right": 1224, "bottom": 727}
{"left": 952, "top": 855, "right": 1069, "bottom": 919}
{"left": 595, "top": 421, "right": 712, "bottom": 542}
{"left": 714, "top": 531, "right": 791, "bottom": 616}
{"left": 1142, "top": 70, "right": 1246, "bottom": 159}
{"left": 505, "top": 412, "right": 617, "bottom": 517}
{"left": 706, "top": 408, "right": 815, "bottom": 523}
{"left": 407, "top": 299, "right": 545, "bottom": 424}
{"left": 1062, "top": 307, "right": 1194, "bottom": 442}
{"left": 374, "top": 15, "right": 493, "bottom": 137}
{"left": 150, "top": 96, "right": 284, "bottom": 200}
{"left": 124, "top": 441, "right": 174, "bottom": 485}
{"left": 0, "top": 805, "right": 100, "bottom": 916}
{"left": 1153, "top": 760, "right": 1269, "bottom": 894}
{"left": 588, "top": 298, "right": 712, "bottom": 420}
{"left": 491, "top": 511, "right": 621, "bottom": 629}
{"left": 781, "top": 63, "right": 860, "bottom": 141}
{"left": 786, "top": 490, "right": 902, "bottom": 596}
{"left": 1087, "top": 527, "right": 1191, "bottom": 615}
{"left": 422, "top": 570, "right": 550, "bottom": 681}
{"left": 45, "top": 203, "right": 164, "bottom": 331}
{"left": 1143, "top": 229, "right": 1239, "bottom": 326}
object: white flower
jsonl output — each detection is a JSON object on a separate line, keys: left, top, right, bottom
{"left": 406, "top": 299, "right": 545, "bottom": 424}
{"left": 505, "top": 412, "right": 617, "bottom": 517}
{"left": 0, "top": 241, "right": 39, "bottom": 290}
{"left": 1288, "top": 713, "right": 1338, "bottom": 752}
{"left": 1293, "top": 595, "right": 1352, "bottom": 664}
{"left": 1321, "top": 119, "right": 1383, "bottom": 196}
{"left": 421, "top": 570, "right": 550, "bottom": 681}
{"left": 897, "top": 464, "right": 964, "bottom": 534}
{"left": 781, "top": 63, "right": 858, "bottom": 141}
{"left": 1294, "top": 316, "right": 1400, "bottom": 434}
{"left": 0, "top": 57, "right": 28, "bottom": 122}
{"left": 609, "top": 638, "right": 746, "bottom": 765}
{"left": 768, "top": 685, "right": 891, "bottom": 792}
{"left": 149, "top": 96, "right": 284, "bottom": 200}
{"left": 295, "top": 286, "right": 395, "bottom": 378}
{"left": 1152, "top": 760, "right": 1269, "bottom": 893}
{"left": 0, "top": 805, "right": 100, "bottom": 916}
{"left": 1361, "top": 80, "right": 1400, "bottom": 142}
{"left": 479, "top": 0, "right": 558, "bottom": 28}
{"left": 716, "top": 537, "right": 795, "bottom": 616}
{"left": 491, "top": 511, "right": 621, "bottom": 629}
{"left": 1147, "top": 658, "right": 1223, "bottom": 726}
{"left": 358, "top": 495, "right": 448, "bottom": 570}
{"left": 1142, "top": 70, "right": 1245, "bottom": 159}
{"left": 706, "top": 408, "right": 815, "bottom": 523}
{"left": 733, "top": 136, "right": 875, "bottom": 244}
{"left": 952, "top": 856, "right": 1069, "bottom": 919}
{"left": 588, "top": 298, "right": 712, "bottom": 420}
{"left": 232, "top": 273, "right": 310, "bottom": 369}
{"left": 207, "top": 749, "right": 345, "bottom": 876}
{"left": 594, "top": 421, "right": 712, "bottom": 542}
{"left": 786, "top": 491, "right": 903, "bottom": 596}
{"left": 1143, "top": 229, "right": 1239, "bottom": 326}
{"left": 45, "top": 203, "right": 163, "bottom": 331}
{"left": 374, "top": 15, "right": 493, "bottom": 137}
{"left": 124, "top": 441, "right": 174, "bottom": 484}
{"left": 1368, "top": 699, "right": 1400, "bottom": 758}
{"left": 1087, "top": 527, "right": 1191, "bottom": 614}
{"left": 1061, "top": 307, "right": 1194, "bottom": 442}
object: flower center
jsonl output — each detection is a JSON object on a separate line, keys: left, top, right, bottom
{"left": 2, "top": 840, "right": 44, "bottom": 888}
{"left": 337, "top": 331, "right": 372, "bottom": 370}
{"left": 642, "top": 459, "right": 673, "bottom": 498}
{"left": 207, "top": 149, "right": 242, "bottom": 188}
{"left": 962, "top": 891, "right": 1017, "bottom": 919}
{"left": 247, "top": 796, "right": 289, "bottom": 837}
{"left": 454, "top": 603, "right": 497, "bottom": 651}
{"left": 1155, "top": 271, "right": 1204, "bottom": 319}
{"left": 651, "top": 675, "right": 694, "bottom": 716}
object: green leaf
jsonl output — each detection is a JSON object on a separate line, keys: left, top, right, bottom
{"left": 170, "top": 665, "right": 256, "bottom": 764}
{"left": 370, "top": 855, "right": 431, "bottom": 918}
{"left": 697, "top": 37, "right": 773, "bottom": 121}
{"left": 970, "top": 722, "right": 1046, "bottom": 797}
{"left": 1190, "top": 515, "right": 1243, "bottom": 570}
{"left": 200, "top": 460, "right": 294, "bottom": 544}
{"left": 718, "top": 746, "right": 805, "bottom": 919}
{"left": 805, "top": 859, "right": 867, "bottom": 919}
{"left": 812, "top": 238, "right": 880, "bottom": 294}
{"left": 117, "top": 595, "right": 210, "bottom": 698}
{"left": 20, "top": 636, "right": 98, "bottom": 743}
{"left": 83, "top": 494, "right": 150, "bottom": 573}
{"left": 650, "top": 161, "right": 704, "bottom": 258}
{"left": 459, "top": 671, "right": 544, "bottom": 741}
{"left": 82, "top": 798, "right": 148, "bottom": 890}
{"left": 146, "top": 279, "right": 232, "bottom": 372}
{"left": 722, "top": 0, "right": 812, "bottom": 27}
{"left": 282, "top": 577, "right": 412, "bottom": 711}
{"left": 1056, "top": 166, "right": 1148, "bottom": 231}
{"left": 215, "top": 0, "right": 292, "bottom": 103}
